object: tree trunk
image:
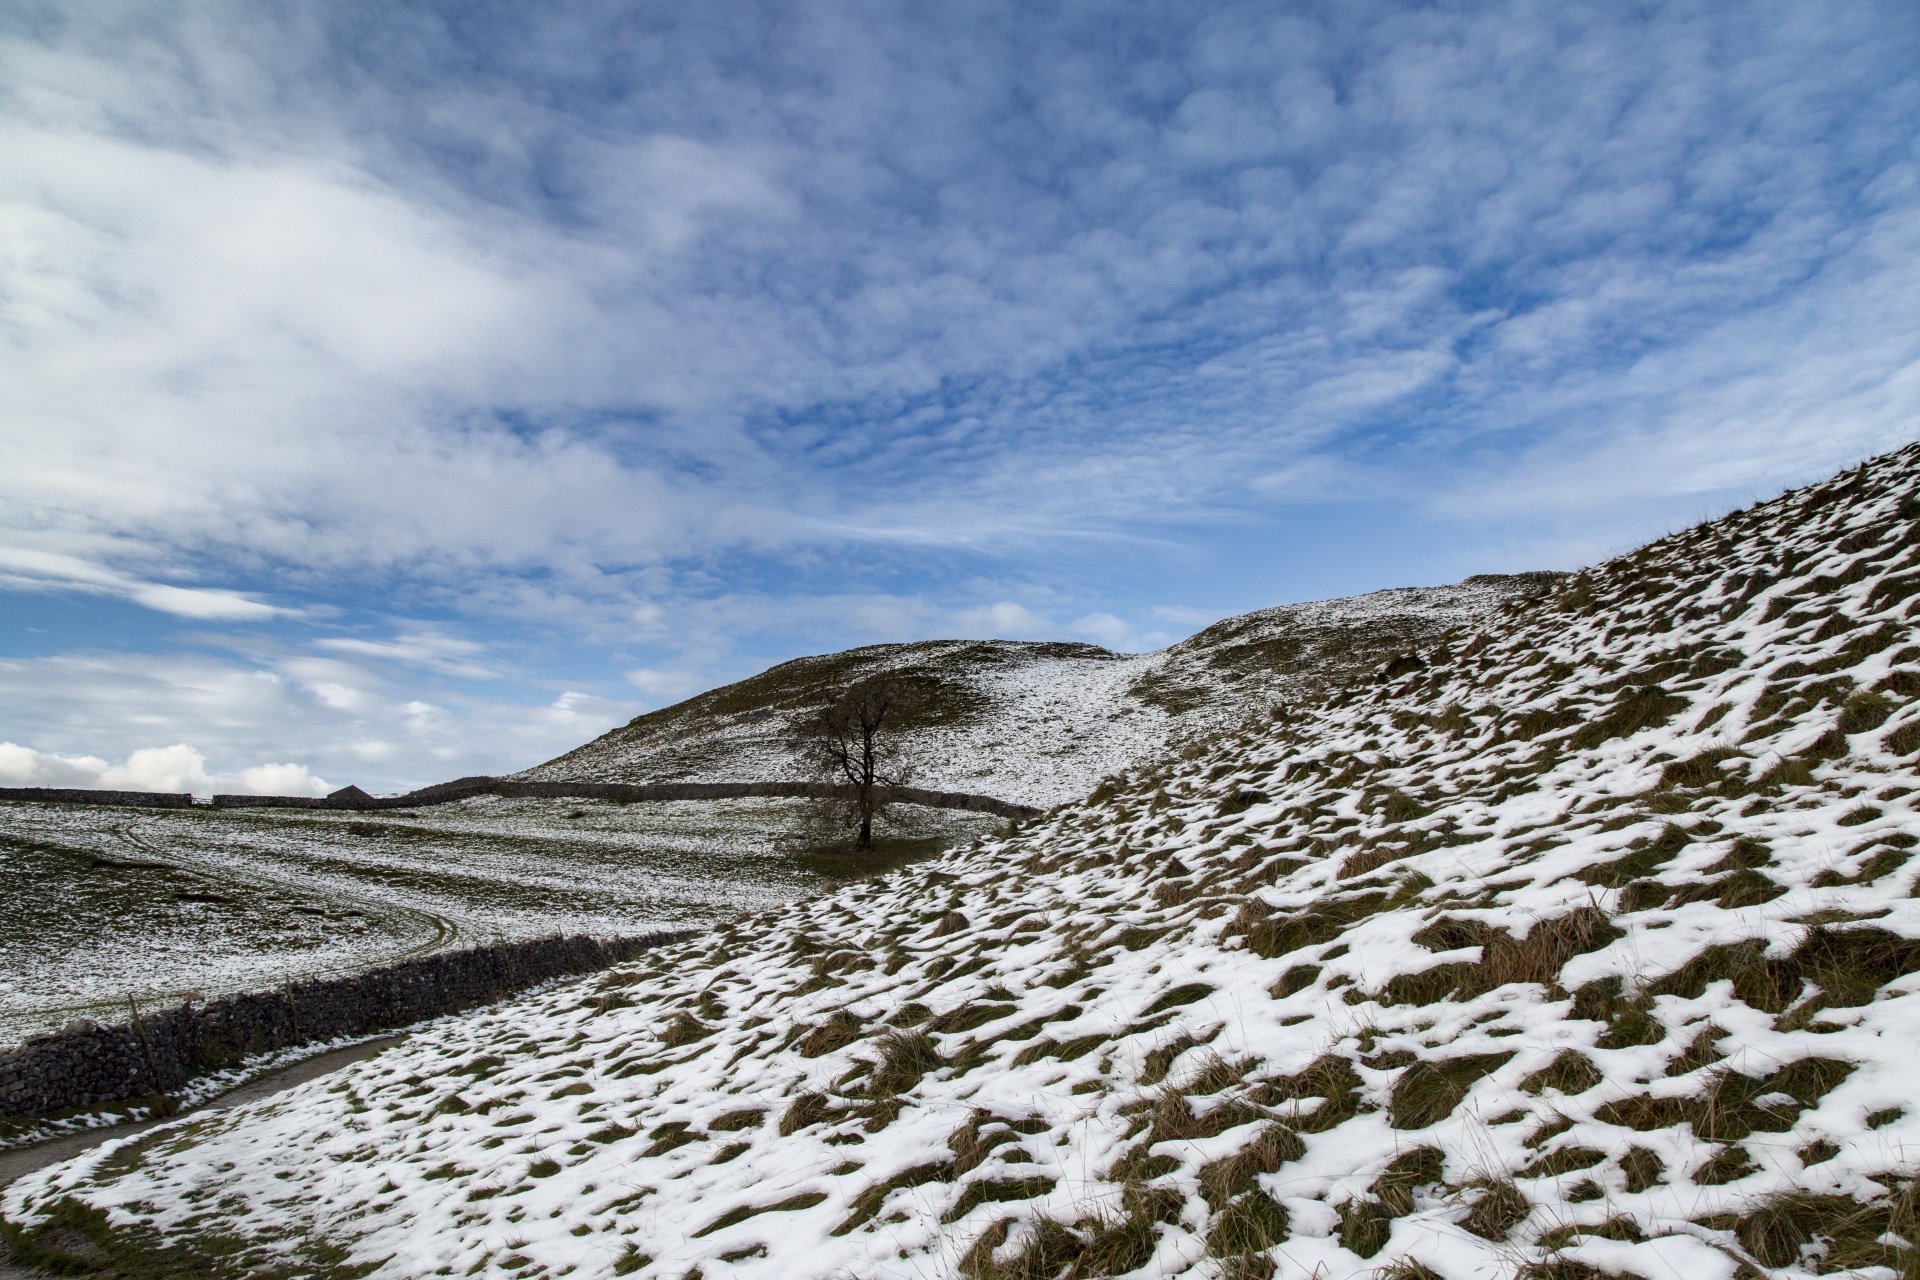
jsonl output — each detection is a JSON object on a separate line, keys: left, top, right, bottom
{"left": 855, "top": 711, "right": 880, "bottom": 850}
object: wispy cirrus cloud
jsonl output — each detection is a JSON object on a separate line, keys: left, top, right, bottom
{"left": 314, "top": 632, "right": 497, "bottom": 680}
{"left": 0, "top": 548, "right": 282, "bottom": 619}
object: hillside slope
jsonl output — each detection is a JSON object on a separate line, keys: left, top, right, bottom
{"left": 523, "top": 575, "right": 1556, "bottom": 807}
{"left": 12, "top": 446, "right": 1920, "bottom": 1280}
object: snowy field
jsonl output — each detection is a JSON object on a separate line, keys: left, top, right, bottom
{"left": 0, "top": 796, "right": 995, "bottom": 1047}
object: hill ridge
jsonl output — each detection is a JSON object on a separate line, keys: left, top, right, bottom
{"left": 521, "top": 573, "right": 1562, "bottom": 807}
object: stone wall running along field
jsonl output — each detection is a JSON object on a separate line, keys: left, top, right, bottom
{"left": 0, "top": 788, "right": 193, "bottom": 808}
{"left": 0, "top": 930, "right": 692, "bottom": 1118}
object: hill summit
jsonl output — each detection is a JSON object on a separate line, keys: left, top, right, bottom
{"left": 11, "top": 444, "right": 1920, "bottom": 1280}
{"left": 522, "top": 573, "right": 1561, "bottom": 807}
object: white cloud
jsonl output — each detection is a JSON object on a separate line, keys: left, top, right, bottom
{"left": 630, "top": 602, "right": 668, "bottom": 635}
{"left": 540, "top": 691, "right": 637, "bottom": 736}
{"left": 237, "top": 762, "right": 331, "bottom": 796}
{"left": 307, "top": 682, "right": 373, "bottom": 712}
{"left": 0, "top": 547, "right": 281, "bottom": 620}
{"left": 1068, "top": 612, "right": 1135, "bottom": 650}
{"left": 0, "top": 740, "right": 323, "bottom": 797}
{"left": 315, "top": 633, "right": 497, "bottom": 679}
{"left": 626, "top": 668, "right": 709, "bottom": 702}
{"left": 97, "top": 744, "right": 213, "bottom": 794}
{"left": 0, "top": 741, "right": 111, "bottom": 787}
{"left": 1151, "top": 605, "right": 1224, "bottom": 628}
{"left": 2, "top": 0, "right": 1903, "bottom": 618}
{"left": 944, "top": 601, "right": 1054, "bottom": 640}
{"left": 1068, "top": 612, "right": 1174, "bottom": 654}
{"left": 0, "top": 650, "right": 640, "bottom": 794}
{"left": 127, "top": 584, "right": 281, "bottom": 621}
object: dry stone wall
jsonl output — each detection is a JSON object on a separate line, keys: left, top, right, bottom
{"left": 4, "top": 777, "right": 1038, "bottom": 820}
{"left": 211, "top": 777, "right": 1043, "bottom": 819}
{"left": 0, "top": 931, "right": 691, "bottom": 1118}
{"left": 0, "top": 788, "right": 193, "bottom": 808}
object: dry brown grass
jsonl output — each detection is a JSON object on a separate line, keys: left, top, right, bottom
{"left": 1388, "top": 1053, "right": 1514, "bottom": 1129}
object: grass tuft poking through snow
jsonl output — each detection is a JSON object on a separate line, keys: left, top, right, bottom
{"left": 13, "top": 446, "right": 1920, "bottom": 1278}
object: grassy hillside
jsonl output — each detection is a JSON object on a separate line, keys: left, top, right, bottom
{"left": 10, "top": 445, "right": 1920, "bottom": 1280}
{"left": 521, "top": 575, "right": 1555, "bottom": 807}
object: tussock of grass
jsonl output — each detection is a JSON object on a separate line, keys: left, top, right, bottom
{"left": 863, "top": 1029, "right": 944, "bottom": 1097}
{"left": 691, "top": 1190, "right": 829, "bottom": 1238}
{"left": 1649, "top": 926, "right": 1920, "bottom": 1018}
{"left": 1198, "top": 1124, "right": 1306, "bottom": 1210}
{"left": 796, "top": 1009, "right": 866, "bottom": 1057}
{"left": 1619, "top": 1147, "right": 1665, "bottom": 1193}
{"left": 1139, "top": 1031, "right": 1211, "bottom": 1085}
{"left": 1594, "top": 1057, "right": 1851, "bottom": 1140}
{"left": 1248, "top": 1054, "right": 1362, "bottom": 1132}
{"left": 832, "top": 1160, "right": 953, "bottom": 1235}
{"left": 1389, "top": 1053, "right": 1514, "bottom": 1129}
{"left": 1141, "top": 981, "right": 1215, "bottom": 1015}
{"left": 1233, "top": 892, "right": 1391, "bottom": 959}
{"left": 1731, "top": 1183, "right": 1920, "bottom": 1275}
{"left": 1460, "top": 1179, "right": 1531, "bottom": 1241}
{"left": 1521, "top": 1051, "right": 1604, "bottom": 1096}
{"left": 779, "top": 1091, "right": 835, "bottom": 1135}
{"left": 941, "top": 1176, "right": 1058, "bottom": 1224}
{"left": 1373, "top": 1260, "right": 1447, "bottom": 1280}
{"left": 1206, "top": 1189, "right": 1290, "bottom": 1257}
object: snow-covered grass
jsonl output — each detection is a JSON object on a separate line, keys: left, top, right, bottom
{"left": 9, "top": 448, "right": 1920, "bottom": 1279}
{"left": 0, "top": 969, "right": 629, "bottom": 1154}
{"left": 0, "top": 796, "right": 993, "bottom": 1046}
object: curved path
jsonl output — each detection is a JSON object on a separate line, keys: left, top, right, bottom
{"left": 0, "top": 1035, "right": 404, "bottom": 1278}
{"left": 115, "top": 817, "right": 462, "bottom": 964}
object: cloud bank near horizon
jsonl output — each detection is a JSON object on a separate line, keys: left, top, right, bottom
{"left": 2, "top": 1, "right": 1916, "bottom": 790}
{"left": 0, "top": 741, "right": 329, "bottom": 798}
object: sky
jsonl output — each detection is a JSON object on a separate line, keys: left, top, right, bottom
{"left": 1, "top": 0, "right": 1917, "bottom": 796}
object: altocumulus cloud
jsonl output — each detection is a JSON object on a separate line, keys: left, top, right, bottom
{"left": 0, "top": 1, "right": 1915, "bottom": 789}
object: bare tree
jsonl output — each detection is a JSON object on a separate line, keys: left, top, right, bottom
{"left": 792, "top": 678, "right": 920, "bottom": 850}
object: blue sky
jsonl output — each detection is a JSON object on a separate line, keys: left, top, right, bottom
{"left": 2, "top": 0, "right": 1917, "bottom": 795}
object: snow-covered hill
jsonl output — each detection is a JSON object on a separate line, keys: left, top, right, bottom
{"left": 11, "top": 446, "right": 1920, "bottom": 1280}
{"left": 522, "top": 575, "right": 1558, "bottom": 808}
